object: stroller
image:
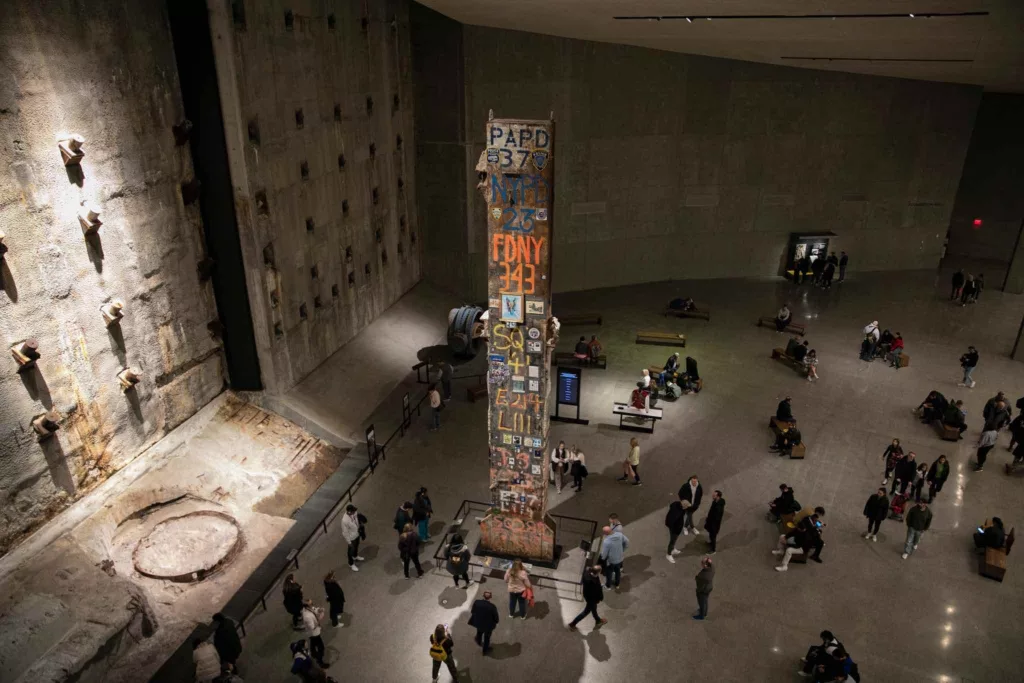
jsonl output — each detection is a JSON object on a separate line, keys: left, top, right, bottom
{"left": 888, "top": 491, "right": 909, "bottom": 522}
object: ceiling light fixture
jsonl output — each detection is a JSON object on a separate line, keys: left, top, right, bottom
{"left": 686, "top": 17, "right": 692, "bottom": 23}
{"left": 909, "top": 13, "right": 915, "bottom": 18}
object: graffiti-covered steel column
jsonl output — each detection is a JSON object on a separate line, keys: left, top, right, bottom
{"left": 478, "top": 115, "right": 558, "bottom": 563}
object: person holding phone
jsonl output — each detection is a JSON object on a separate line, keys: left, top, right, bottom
{"left": 428, "top": 623, "right": 459, "bottom": 681}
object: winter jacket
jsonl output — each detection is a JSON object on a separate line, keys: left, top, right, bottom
{"left": 695, "top": 565, "right": 715, "bottom": 595}
{"left": 393, "top": 507, "right": 412, "bottom": 532}
{"left": 599, "top": 524, "right": 629, "bottom": 565}
{"left": 324, "top": 579, "right": 345, "bottom": 607}
{"left": 942, "top": 404, "right": 966, "bottom": 427}
{"left": 283, "top": 582, "right": 304, "bottom": 615}
{"left": 398, "top": 531, "right": 421, "bottom": 558}
{"left": 704, "top": 498, "right": 725, "bottom": 536}
{"left": 581, "top": 573, "right": 605, "bottom": 603}
{"left": 678, "top": 481, "right": 704, "bottom": 511}
{"left": 883, "top": 444, "right": 904, "bottom": 471}
{"left": 961, "top": 350, "right": 979, "bottom": 368}
{"left": 468, "top": 599, "right": 500, "bottom": 632}
{"left": 983, "top": 396, "right": 1011, "bottom": 422}
{"left": 906, "top": 505, "right": 933, "bottom": 531}
{"left": 504, "top": 568, "right": 531, "bottom": 594}
{"left": 445, "top": 542, "right": 471, "bottom": 575}
{"left": 301, "top": 605, "right": 322, "bottom": 637}
{"left": 863, "top": 493, "right": 889, "bottom": 522}
{"left": 214, "top": 617, "right": 243, "bottom": 662}
{"left": 341, "top": 513, "right": 361, "bottom": 542}
{"left": 894, "top": 458, "right": 917, "bottom": 485}
{"left": 193, "top": 642, "right": 221, "bottom": 683}
{"left": 984, "top": 407, "right": 1011, "bottom": 432}
{"left": 665, "top": 501, "right": 686, "bottom": 534}
{"left": 927, "top": 459, "right": 950, "bottom": 485}
{"left": 412, "top": 495, "right": 432, "bottom": 522}
{"left": 776, "top": 400, "right": 793, "bottom": 422}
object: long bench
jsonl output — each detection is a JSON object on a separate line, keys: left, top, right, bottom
{"left": 553, "top": 351, "right": 607, "bottom": 369}
{"left": 771, "top": 348, "right": 809, "bottom": 376}
{"left": 757, "top": 316, "right": 806, "bottom": 336}
{"left": 560, "top": 313, "right": 602, "bottom": 326}
{"left": 980, "top": 527, "right": 1015, "bottom": 582}
{"left": 664, "top": 306, "right": 710, "bottom": 321}
{"left": 613, "top": 402, "right": 663, "bottom": 433}
{"left": 636, "top": 331, "right": 686, "bottom": 347}
{"left": 768, "top": 416, "right": 806, "bottom": 459}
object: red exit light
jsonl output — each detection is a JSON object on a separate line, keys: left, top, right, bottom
{"left": 973, "top": 218, "right": 983, "bottom": 228}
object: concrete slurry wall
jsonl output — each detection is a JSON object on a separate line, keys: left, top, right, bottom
{"left": 414, "top": 18, "right": 982, "bottom": 297}
{"left": 0, "top": 0, "right": 224, "bottom": 556}
{"left": 213, "top": 0, "right": 421, "bottom": 394}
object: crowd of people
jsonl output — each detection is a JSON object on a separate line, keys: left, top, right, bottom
{"left": 793, "top": 250, "right": 849, "bottom": 289}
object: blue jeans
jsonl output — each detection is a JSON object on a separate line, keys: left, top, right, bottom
{"left": 417, "top": 518, "right": 429, "bottom": 541}
{"left": 432, "top": 407, "right": 441, "bottom": 428}
{"left": 604, "top": 562, "right": 622, "bottom": 588}
{"left": 508, "top": 591, "right": 526, "bottom": 617}
{"left": 905, "top": 527, "right": 923, "bottom": 555}
{"left": 963, "top": 366, "right": 975, "bottom": 384}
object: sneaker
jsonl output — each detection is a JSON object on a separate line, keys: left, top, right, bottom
{"left": 871, "top": 535, "right": 878, "bottom": 542}
{"left": 349, "top": 564, "right": 359, "bottom": 571}
{"left": 957, "top": 382, "right": 965, "bottom": 387}
{"left": 800, "top": 658, "right": 808, "bottom": 664}
{"left": 862, "top": 532, "right": 871, "bottom": 539}
{"left": 882, "top": 477, "right": 889, "bottom": 485}
{"left": 334, "top": 622, "right": 344, "bottom": 628}
{"left": 969, "top": 381, "right": 976, "bottom": 389}
{"left": 807, "top": 376, "right": 812, "bottom": 382}
{"left": 913, "top": 544, "right": 918, "bottom": 550}
{"left": 509, "top": 613, "right": 515, "bottom": 618}
{"left": 355, "top": 556, "right": 365, "bottom": 561}
{"left": 975, "top": 466, "right": 984, "bottom": 472}
{"left": 774, "top": 565, "right": 788, "bottom": 572}
{"left": 671, "top": 549, "right": 682, "bottom": 555}
{"left": 666, "top": 554, "right": 676, "bottom": 564}
{"left": 682, "top": 529, "right": 689, "bottom": 536}
{"left": 597, "top": 618, "right": 608, "bottom": 626}
{"left": 691, "top": 528, "right": 700, "bottom": 536}
{"left": 616, "top": 476, "right": 628, "bottom": 482}
{"left": 901, "top": 553, "right": 908, "bottom": 560}
{"left": 692, "top": 615, "right": 704, "bottom": 621}
{"left": 810, "top": 556, "right": 822, "bottom": 564}
{"left": 632, "top": 481, "right": 642, "bottom": 486}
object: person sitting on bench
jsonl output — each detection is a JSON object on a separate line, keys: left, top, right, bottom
{"left": 573, "top": 336, "right": 589, "bottom": 361}
{"left": 775, "top": 304, "right": 792, "bottom": 332}
{"left": 587, "top": 335, "right": 602, "bottom": 362}
{"left": 770, "top": 426, "right": 802, "bottom": 456}
{"left": 776, "top": 396, "right": 795, "bottom": 423}
{"left": 768, "top": 484, "right": 798, "bottom": 521}
{"left": 917, "top": 390, "right": 948, "bottom": 423}
{"left": 792, "top": 340, "right": 809, "bottom": 363}
{"left": 942, "top": 400, "right": 967, "bottom": 437}
{"left": 974, "top": 517, "right": 1006, "bottom": 551}
{"left": 669, "top": 297, "right": 696, "bottom": 312}
{"left": 659, "top": 352, "right": 680, "bottom": 385}
{"left": 630, "top": 381, "right": 650, "bottom": 411}
{"left": 876, "top": 329, "right": 894, "bottom": 358}
{"left": 784, "top": 334, "right": 802, "bottom": 357}
{"left": 773, "top": 512, "right": 823, "bottom": 570}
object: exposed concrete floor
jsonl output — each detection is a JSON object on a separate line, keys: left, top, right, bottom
{"left": 234, "top": 268, "right": 1024, "bottom": 683}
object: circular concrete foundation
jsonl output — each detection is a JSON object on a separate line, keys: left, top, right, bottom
{"left": 133, "top": 510, "right": 242, "bottom": 582}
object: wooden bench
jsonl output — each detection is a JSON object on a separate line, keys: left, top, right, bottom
{"left": 769, "top": 416, "right": 796, "bottom": 436}
{"left": 757, "top": 317, "right": 806, "bottom": 336}
{"left": 664, "top": 306, "right": 710, "bottom": 321}
{"left": 560, "top": 313, "right": 602, "bottom": 326}
{"left": 980, "top": 528, "right": 1014, "bottom": 582}
{"left": 771, "top": 348, "right": 809, "bottom": 376}
{"left": 552, "top": 352, "right": 607, "bottom": 369}
{"left": 613, "top": 402, "right": 664, "bottom": 433}
{"left": 933, "top": 420, "right": 961, "bottom": 442}
{"left": 635, "top": 331, "right": 686, "bottom": 347}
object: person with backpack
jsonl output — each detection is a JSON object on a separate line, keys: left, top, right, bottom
{"left": 664, "top": 496, "right": 688, "bottom": 564}
{"left": 428, "top": 624, "right": 459, "bottom": 682}
{"left": 323, "top": 571, "right": 345, "bottom": 627}
{"left": 393, "top": 501, "right": 413, "bottom": 535}
{"left": 300, "top": 599, "right": 327, "bottom": 668}
{"left": 568, "top": 565, "right": 608, "bottom": 631}
{"left": 861, "top": 488, "right": 889, "bottom": 542}
{"left": 399, "top": 523, "right": 425, "bottom": 579}
{"left": 445, "top": 534, "right": 471, "bottom": 587}
{"left": 282, "top": 574, "right": 304, "bottom": 626}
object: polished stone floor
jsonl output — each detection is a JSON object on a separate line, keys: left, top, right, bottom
{"left": 236, "top": 266, "right": 1024, "bottom": 683}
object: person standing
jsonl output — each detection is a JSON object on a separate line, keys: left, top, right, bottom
{"left": 838, "top": 251, "right": 848, "bottom": 282}
{"left": 975, "top": 428, "right": 998, "bottom": 472}
{"left": 678, "top": 475, "right": 704, "bottom": 535}
{"left": 959, "top": 345, "right": 979, "bottom": 388}
{"left": 892, "top": 451, "right": 917, "bottom": 496}
{"left": 913, "top": 462, "right": 929, "bottom": 502}
{"left": 881, "top": 439, "right": 904, "bottom": 485}
{"left": 413, "top": 487, "right": 433, "bottom": 541}
{"left": 399, "top": 523, "right": 425, "bottom": 579}
{"left": 568, "top": 565, "right": 608, "bottom": 631}
{"left": 927, "top": 455, "right": 950, "bottom": 500}
{"left": 821, "top": 259, "right": 836, "bottom": 289}
{"left": 902, "top": 500, "right": 932, "bottom": 559}
{"left": 862, "top": 321, "right": 880, "bottom": 360}
{"left": 569, "top": 445, "right": 587, "bottom": 492}
{"left": 693, "top": 556, "right": 714, "bottom": 621}
{"left": 192, "top": 638, "right": 221, "bottom": 683}
{"left": 974, "top": 273, "right": 985, "bottom": 301}
{"left": 861, "top": 488, "right": 889, "bottom": 542}
{"left": 323, "top": 571, "right": 345, "bottom": 628}
{"left": 393, "top": 501, "right": 414, "bottom": 535}
{"left": 445, "top": 533, "right": 471, "bottom": 587}
{"left": 704, "top": 490, "right": 725, "bottom": 554}
{"left": 428, "top": 384, "right": 442, "bottom": 431}
{"left": 282, "top": 574, "right": 304, "bottom": 626}
{"left": 600, "top": 515, "right": 629, "bottom": 591}
{"left": 550, "top": 441, "right": 569, "bottom": 493}
{"left": 951, "top": 269, "right": 965, "bottom": 300}
{"left": 439, "top": 361, "right": 453, "bottom": 401}
{"left": 341, "top": 504, "right": 364, "bottom": 571}
{"left": 428, "top": 624, "right": 459, "bottom": 682}
{"left": 468, "top": 591, "right": 500, "bottom": 654}
{"left": 504, "top": 558, "right": 531, "bottom": 618}
{"left": 960, "top": 274, "right": 976, "bottom": 306}
{"left": 211, "top": 613, "right": 243, "bottom": 674}
{"left": 300, "top": 599, "right": 327, "bottom": 668}
{"left": 664, "top": 496, "right": 687, "bottom": 563}
{"left": 617, "top": 437, "right": 641, "bottom": 486}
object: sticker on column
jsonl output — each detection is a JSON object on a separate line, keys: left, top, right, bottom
{"left": 528, "top": 365, "right": 539, "bottom": 378}
{"left": 527, "top": 340, "right": 542, "bottom": 353}
{"left": 500, "top": 293, "right": 523, "bottom": 322}
{"left": 536, "top": 208, "right": 548, "bottom": 221}
{"left": 512, "top": 435, "right": 522, "bottom": 446}
{"left": 489, "top": 298, "right": 500, "bottom": 309}
{"left": 511, "top": 375, "right": 525, "bottom": 393}
{"left": 502, "top": 434, "right": 513, "bottom": 444}
{"left": 531, "top": 464, "right": 541, "bottom": 475}
{"left": 487, "top": 148, "right": 499, "bottom": 163}
{"left": 532, "top": 150, "right": 548, "bottom": 170}
{"left": 529, "top": 379, "right": 539, "bottom": 391}
{"left": 528, "top": 327, "right": 541, "bottom": 340}
{"left": 490, "top": 207, "right": 502, "bottom": 220}
{"left": 525, "top": 299, "right": 545, "bottom": 316}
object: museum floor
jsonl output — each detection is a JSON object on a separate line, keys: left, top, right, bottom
{"left": 234, "top": 265, "right": 1024, "bottom": 683}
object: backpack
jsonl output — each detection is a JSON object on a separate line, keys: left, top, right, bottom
{"left": 429, "top": 636, "right": 448, "bottom": 661}
{"left": 450, "top": 553, "right": 463, "bottom": 566}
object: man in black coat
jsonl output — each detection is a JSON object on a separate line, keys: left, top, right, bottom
{"left": 703, "top": 490, "right": 726, "bottom": 553}
{"left": 568, "top": 566, "right": 608, "bottom": 631}
{"left": 776, "top": 397, "right": 794, "bottom": 423}
{"left": 468, "top": 591, "right": 500, "bottom": 653}
{"left": 892, "top": 452, "right": 917, "bottom": 496}
{"left": 678, "top": 475, "right": 704, "bottom": 535}
{"left": 664, "top": 497, "right": 687, "bottom": 563}
{"left": 212, "top": 613, "right": 243, "bottom": 671}
{"left": 861, "top": 488, "right": 889, "bottom": 542}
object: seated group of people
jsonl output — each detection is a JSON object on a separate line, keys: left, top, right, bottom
{"left": 859, "top": 322, "right": 904, "bottom": 367}
{"left": 783, "top": 335, "right": 819, "bottom": 381}
{"left": 773, "top": 505, "right": 826, "bottom": 571}
{"left": 654, "top": 353, "right": 701, "bottom": 398}
{"left": 572, "top": 335, "right": 603, "bottom": 362}
{"left": 916, "top": 390, "right": 967, "bottom": 437}
{"left": 799, "top": 630, "right": 861, "bottom": 681}
{"left": 774, "top": 304, "right": 793, "bottom": 331}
